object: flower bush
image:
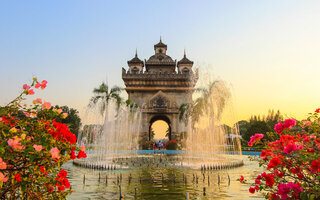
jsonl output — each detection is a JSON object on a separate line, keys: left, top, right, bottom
{"left": 242, "top": 109, "right": 320, "bottom": 200}
{"left": 0, "top": 78, "right": 86, "bottom": 199}
{"left": 166, "top": 140, "right": 178, "bottom": 150}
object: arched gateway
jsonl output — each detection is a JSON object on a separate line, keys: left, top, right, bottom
{"left": 122, "top": 39, "right": 198, "bottom": 144}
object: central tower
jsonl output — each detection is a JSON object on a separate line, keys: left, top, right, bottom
{"left": 122, "top": 38, "right": 198, "bottom": 143}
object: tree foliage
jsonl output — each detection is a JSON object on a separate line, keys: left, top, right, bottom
{"left": 54, "top": 105, "right": 81, "bottom": 139}
{"left": 89, "top": 82, "right": 123, "bottom": 115}
{"left": 178, "top": 80, "right": 230, "bottom": 125}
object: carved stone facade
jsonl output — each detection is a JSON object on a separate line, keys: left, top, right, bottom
{"left": 122, "top": 39, "right": 198, "bottom": 141}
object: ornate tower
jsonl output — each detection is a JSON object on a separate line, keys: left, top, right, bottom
{"left": 127, "top": 50, "right": 144, "bottom": 73}
{"left": 122, "top": 39, "right": 198, "bottom": 142}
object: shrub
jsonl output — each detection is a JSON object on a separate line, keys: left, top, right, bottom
{"left": 0, "top": 78, "right": 86, "bottom": 199}
{"left": 241, "top": 109, "right": 320, "bottom": 200}
{"left": 166, "top": 140, "right": 178, "bottom": 150}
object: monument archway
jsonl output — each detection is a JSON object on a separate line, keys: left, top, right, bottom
{"left": 122, "top": 39, "right": 198, "bottom": 147}
{"left": 149, "top": 115, "right": 171, "bottom": 141}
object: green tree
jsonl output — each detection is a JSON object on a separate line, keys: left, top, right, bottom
{"left": 249, "top": 109, "right": 283, "bottom": 130}
{"left": 243, "top": 121, "right": 272, "bottom": 142}
{"left": 90, "top": 82, "right": 123, "bottom": 115}
{"left": 55, "top": 105, "right": 81, "bottom": 138}
{"left": 237, "top": 120, "right": 249, "bottom": 137}
{"left": 178, "top": 80, "right": 230, "bottom": 125}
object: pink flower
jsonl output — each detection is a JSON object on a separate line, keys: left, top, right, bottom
{"left": 42, "top": 101, "right": 51, "bottom": 110}
{"left": 35, "top": 80, "right": 47, "bottom": 90}
{"left": 248, "top": 133, "right": 264, "bottom": 146}
{"left": 303, "top": 121, "right": 312, "bottom": 126}
{"left": 33, "top": 144, "right": 43, "bottom": 152}
{"left": 0, "top": 158, "right": 7, "bottom": 170}
{"left": 62, "top": 113, "right": 68, "bottom": 119}
{"left": 310, "top": 134, "right": 316, "bottom": 139}
{"left": 274, "top": 122, "right": 284, "bottom": 134}
{"left": 50, "top": 147, "right": 60, "bottom": 159}
{"left": 283, "top": 142, "right": 300, "bottom": 154}
{"left": 52, "top": 108, "right": 63, "bottom": 114}
{"left": 283, "top": 119, "right": 296, "bottom": 129}
{"left": 277, "top": 182, "right": 303, "bottom": 199}
{"left": 27, "top": 89, "right": 35, "bottom": 95}
{"left": 32, "top": 98, "right": 42, "bottom": 104}
{"left": 277, "top": 183, "right": 291, "bottom": 199}
{"left": 7, "top": 137, "right": 25, "bottom": 150}
{"left": 80, "top": 145, "right": 86, "bottom": 151}
{"left": 35, "top": 83, "right": 41, "bottom": 88}
{"left": 23, "top": 84, "right": 30, "bottom": 90}
{"left": 287, "top": 182, "right": 303, "bottom": 193}
{"left": 0, "top": 172, "right": 8, "bottom": 182}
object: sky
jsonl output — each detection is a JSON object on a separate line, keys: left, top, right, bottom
{"left": 0, "top": 1, "right": 319, "bottom": 131}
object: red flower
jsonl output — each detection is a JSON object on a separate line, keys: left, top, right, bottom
{"left": 40, "top": 166, "right": 48, "bottom": 175}
{"left": 262, "top": 173, "right": 275, "bottom": 187}
{"left": 290, "top": 167, "right": 301, "bottom": 174}
{"left": 46, "top": 184, "right": 53, "bottom": 193}
{"left": 307, "top": 148, "right": 315, "bottom": 153}
{"left": 58, "top": 185, "right": 65, "bottom": 191}
{"left": 249, "top": 187, "right": 255, "bottom": 194}
{"left": 315, "top": 108, "right": 320, "bottom": 113}
{"left": 58, "top": 169, "right": 68, "bottom": 178}
{"left": 267, "top": 156, "right": 282, "bottom": 170}
{"left": 47, "top": 121, "right": 77, "bottom": 144}
{"left": 15, "top": 173, "right": 22, "bottom": 182}
{"left": 274, "top": 170, "right": 284, "bottom": 178}
{"left": 70, "top": 150, "right": 76, "bottom": 160}
{"left": 240, "top": 175, "right": 244, "bottom": 183}
{"left": 310, "top": 160, "right": 320, "bottom": 173}
{"left": 62, "top": 178, "right": 70, "bottom": 188}
{"left": 270, "top": 193, "right": 280, "bottom": 200}
{"left": 297, "top": 173, "right": 304, "bottom": 179}
{"left": 77, "top": 150, "right": 87, "bottom": 159}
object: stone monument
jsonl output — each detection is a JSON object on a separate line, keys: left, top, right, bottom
{"left": 122, "top": 38, "right": 198, "bottom": 141}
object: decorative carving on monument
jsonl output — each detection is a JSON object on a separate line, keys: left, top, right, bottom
{"left": 151, "top": 95, "right": 169, "bottom": 108}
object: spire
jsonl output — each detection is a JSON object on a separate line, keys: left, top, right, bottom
{"left": 178, "top": 49, "right": 193, "bottom": 65}
{"left": 160, "top": 36, "right": 162, "bottom": 43}
{"left": 128, "top": 49, "right": 143, "bottom": 65}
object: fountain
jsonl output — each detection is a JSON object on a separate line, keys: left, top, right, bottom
{"left": 74, "top": 99, "right": 142, "bottom": 169}
{"left": 74, "top": 79, "right": 243, "bottom": 170}
{"left": 183, "top": 80, "right": 243, "bottom": 169}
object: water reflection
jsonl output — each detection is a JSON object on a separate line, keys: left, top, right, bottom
{"left": 65, "top": 156, "right": 263, "bottom": 200}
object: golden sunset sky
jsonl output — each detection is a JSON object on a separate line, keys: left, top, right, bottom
{"left": 0, "top": 1, "right": 319, "bottom": 138}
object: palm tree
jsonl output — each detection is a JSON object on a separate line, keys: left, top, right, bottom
{"left": 178, "top": 80, "right": 230, "bottom": 125}
{"left": 89, "top": 82, "right": 123, "bottom": 115}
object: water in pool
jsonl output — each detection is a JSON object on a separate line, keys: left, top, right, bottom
{"left": 65, "top": 155, "right": 263, "bottom": 200}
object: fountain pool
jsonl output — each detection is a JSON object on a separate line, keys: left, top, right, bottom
{"left": 66, "top": 155, "right": 263, "bottom": 200}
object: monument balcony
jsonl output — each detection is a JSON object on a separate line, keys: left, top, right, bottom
{"left": 122, "top": 68, "right": 198, "bottom": 81}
